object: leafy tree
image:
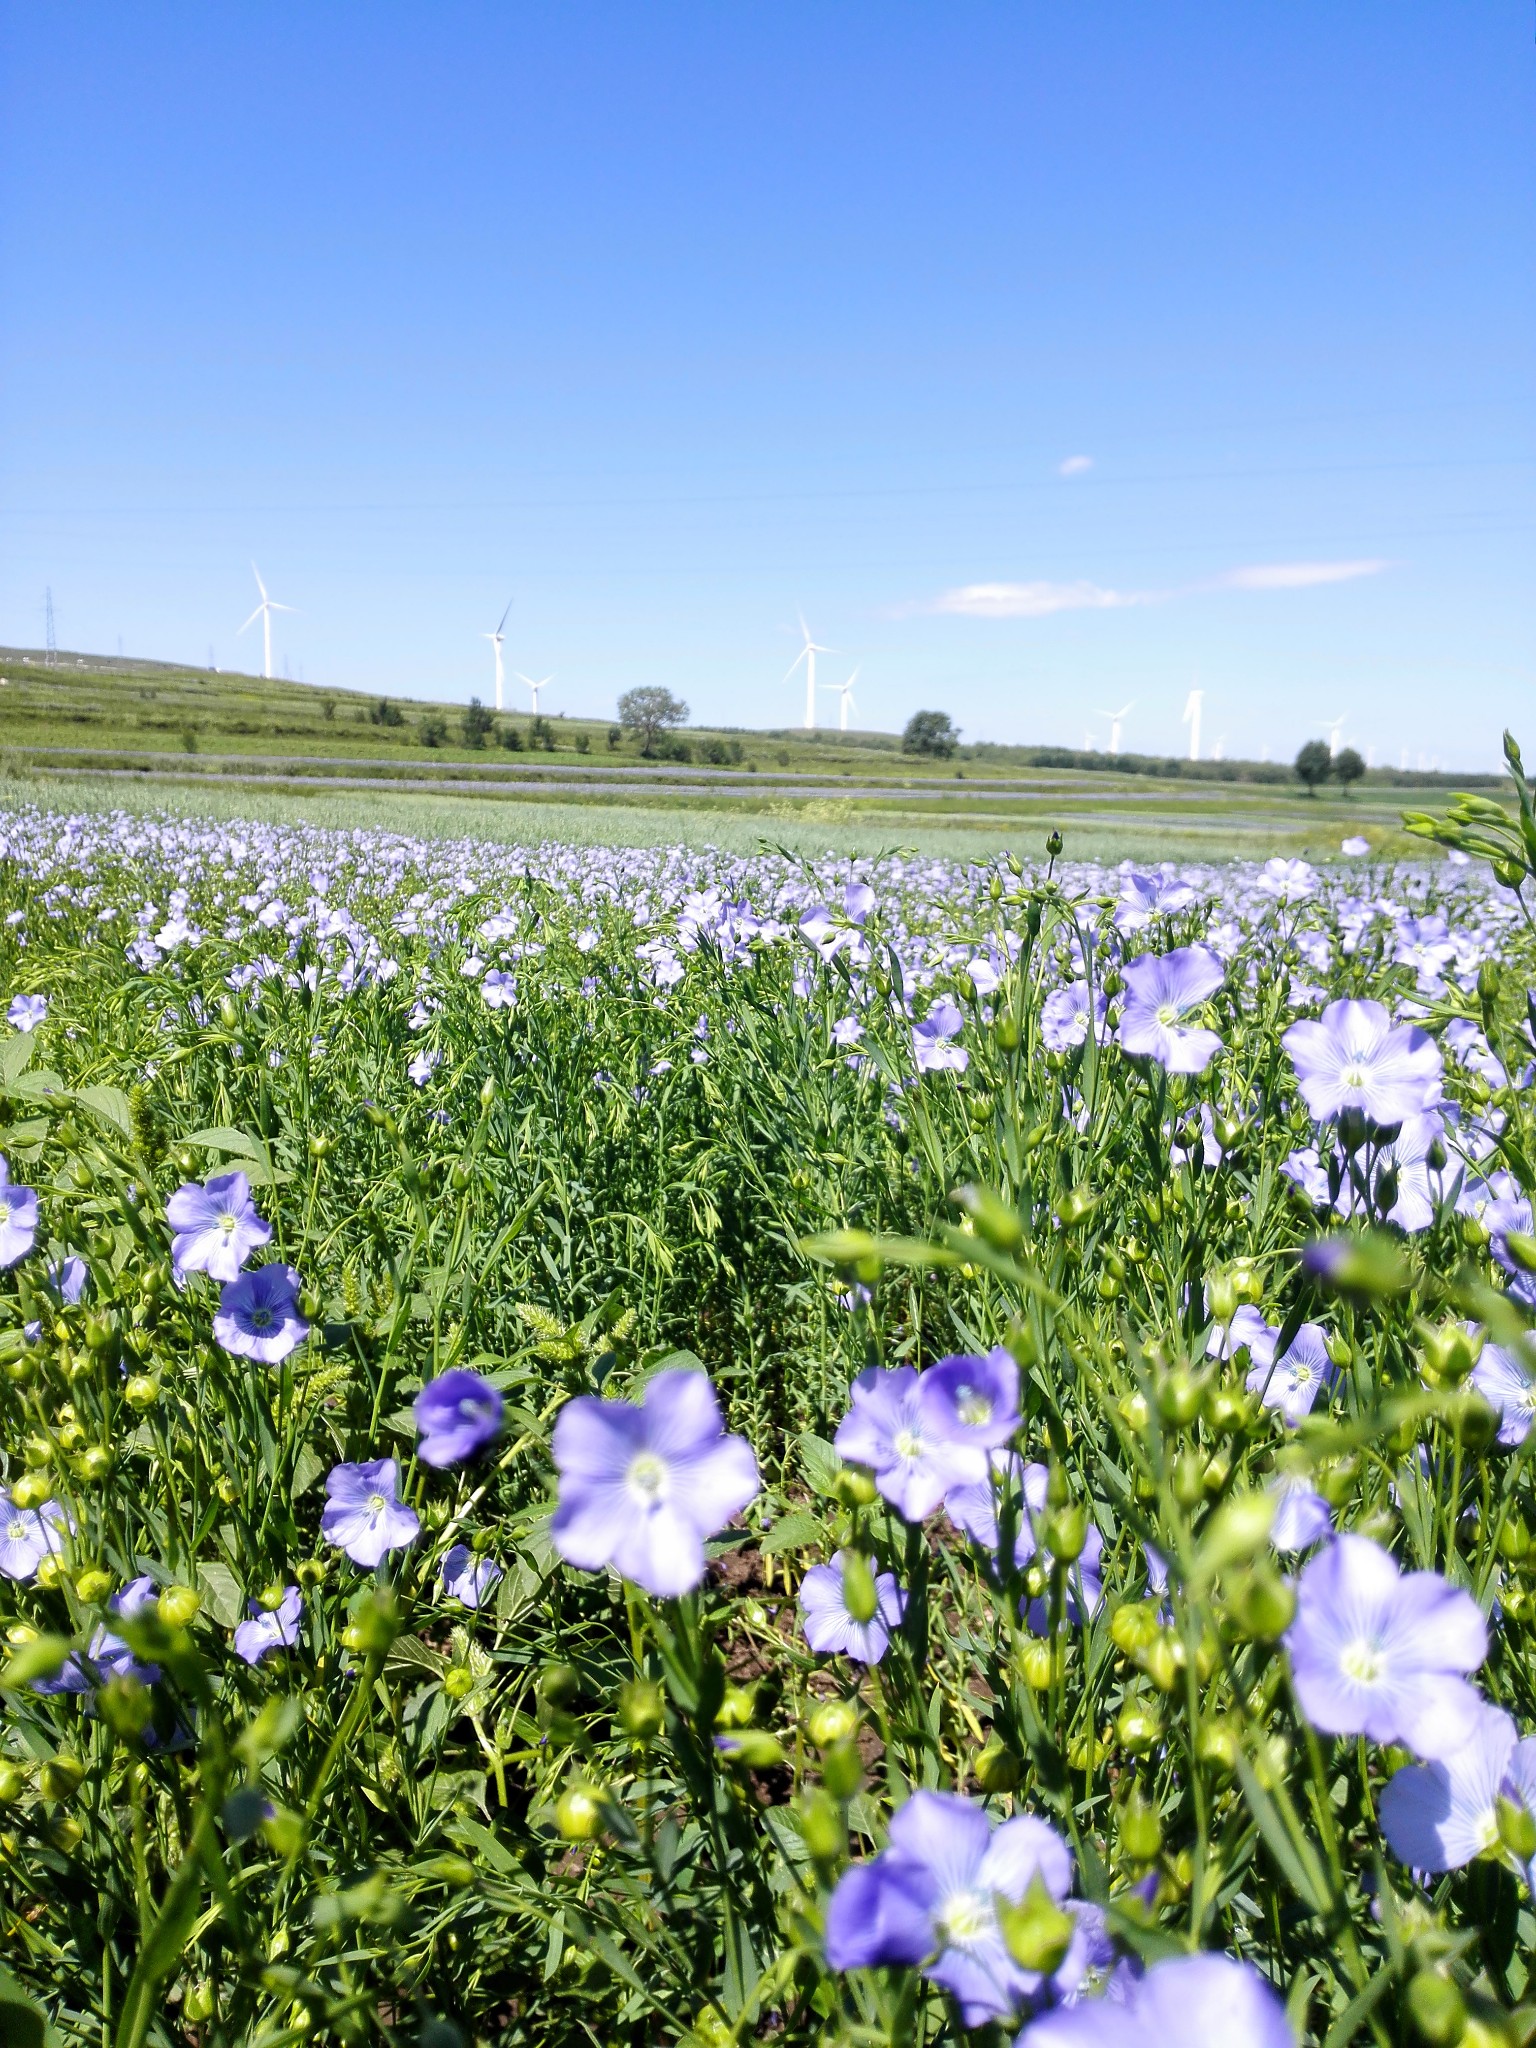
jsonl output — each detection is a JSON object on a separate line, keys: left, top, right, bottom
{"left": 460, "top": 697, "right": 494, "bottom": 750}
{"left": 606, "top": 725, "right": 621, "bottom": 751}
{"left": 1334, "top": 746, "right": 1366, "bottom": 794}
{"left": 369, "top": 697, "right": 405, "bottom": 728}
{"left": 419, "top": 712, "right": 448, "bottom": 749}
{"left": 902, "top": 710, "right": 960, "bottom": 759}
{"left": 1295, "top": 739, "right": 1332, "bottom": 794}
{"left": 618, "top": 687, "right": 689, "bottom": 757}
{"left": 500, "top": 724, "right": 524, "bottom": 751}
{"left": 531, "top": 715, "right": 556, "bottom": 752}
{"left": 575, "top": 730, "right": 591, "bottom": 754}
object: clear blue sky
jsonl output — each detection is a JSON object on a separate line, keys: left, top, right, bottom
{"left": 1, "top": 3, "right": 1531, "bottom": 767}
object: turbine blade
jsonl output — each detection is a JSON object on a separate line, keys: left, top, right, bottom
{"left": 497, "top": 598, "right": 513, "bottom": 633}
{"left": 782, "top": 649, "right": 808, "bottom": 682}
{"left": 238, "top": 607, "right": 264, "bottom": 633}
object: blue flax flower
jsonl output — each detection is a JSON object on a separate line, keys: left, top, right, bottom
{"left": 835, "top": 1366, "right": 985, "bottom": 1523}
{"left": 213, "top": 1263, "right": 309, "bottom": 1364}
{"left": 1380, "top": 1699, "right": 1536, "bottom": 1877}
{"left": 1285, "top": 1533, "right": 1487, "bottom": 1759}
{"left": 414, "top": 1369, "right": 503, "bottom": 1467}
{"left": 1282, "top": 997, "right": 1442, "bottom": 1126}
{"left": 441, "top": 1544, "right": 502, "bottom": 1608}
{"left": 799, "top": 1551, "right": 906, "bottom": 1664}
{"left": 321, "top": 1458, "right": 421, "bottom": 1567}
{"left": 1116, "top": 946, "right": 1225, "bottom": 1075}
{"left": 0, "top": 1495, "right": 65, "bottom": 1582}
{"left": 551, "top": 1369, "right": 758, "bottom": 1598}
{"left": 166, "top": 1170, "right": 272, "bottom": 1283}
{"left": 1018, "top": 1952, "right": 1293, "bottom": 2045}
{"left": 824, "top": 1790, "right": 1094, "bottom": 2028}
{"left": 234, "top": 1587, "right": 303, "bottom": 1665}
{"left": 0, "top": 1156, "right": 38, "bottom": 1269}
{"left": 918, "top": 1348, "right": 1021, "bottom": 1452}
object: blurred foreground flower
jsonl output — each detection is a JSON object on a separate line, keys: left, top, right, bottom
{"left": 414, "top": 1369, "right": 503, "bottom": 1467}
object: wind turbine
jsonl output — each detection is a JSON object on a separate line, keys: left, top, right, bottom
{"left": 1322, "top": 712, "right": 1349, "bottom": 759}
{"left": 784, "top": 613, "right": 834, "bottom": 730}
{"left": 239, "top": 563, "right": 294, "bottom": 681}
{"left": 1182, "top": 688, "right": 1204, "bottom": 763}
{"left": 821, "top": 666, "right": 860, "bottom": 733}
{"left": 483, "top": 599, "right": 512, "bottom": 712}
{"left": 517, "top": 672, "right": 553, "bottom": 717}
{"left": 1096, "top": 700, "right": 1134, "bottom": 755}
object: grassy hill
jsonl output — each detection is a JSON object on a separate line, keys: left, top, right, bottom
{"left": 0, "top": 646, "right": 1499, "bottom": 859}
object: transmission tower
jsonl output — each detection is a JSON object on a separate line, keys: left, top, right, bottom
{"left": 44, "top": 588, "right": 56, "bottom": 667}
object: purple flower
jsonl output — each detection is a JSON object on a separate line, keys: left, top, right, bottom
{"left": 912, "top": 997, "right": 968, "bottom": 1075}
{"left": 1488, "top": 1192, "right": 1536, "bottom": 1309}
{"left": 1024, "top": 1522, "right": 1105, "bottom": 1635}
{"left": 1040, "top": 981, "right": 1107, "bottom": 1054}
{"left": 1282, "top": 998, "right": 1442, "bottom": 1126}
{"left": 1341, "top": 835, "right": 1370, "bottom": 856}
{"left": 834, "top": 1366, "right": 986, "bottom": 1523}
{"left": 414, "top": 1369, "right": 503, "bottom": 1467}
{"left": 233, "top": 1587, "right": 303, "bottom": 1665}
{"left": 166, "top": 1170, "right": 272, "bottom": 1283}
{"left": 408, "top": 1048, "right": 441, "bottom": 1086}
{"left": 1285, "top": 1534, "right": 1488, "bottom": 1759}
{"left": 1018, "top": 1953, "right": 1293, "bottom": 2046}
{"left": 6, "top": 994, "right": 47, "bottom": 1032}
{"left": 441, "top": 1544, "right": 502, "bottom": 1608}
{"left": 550, "top": 1369, "right": 759, "bottom": 1597}
{"left": 0, "top": 1157, "right": 39, "bottom": 1269}
{"left": 0, "top": 1495, "right": 65, "bottom": 1581}
{"left": 1380, "top": 1700, "right": 1532, "bottom": 1875}
{"left": 799, "top": 1551, "right": 907, "bottom": 1664}
{"left": 824, "top": 1790, "right": 1085, "bottom": 2026}
{"left": 45, "top": 1256, "right": 87, "bottom": 1307}
{"left": 945, "top": 1451, "right": 1038, "bottom": 1558}
{"left": 918, "top": 1348, "right": 1021, "bottom": 1452}
{"left": 1117, "top": 947, "right": 1225, "bottom": 1074}
{"left": 1268, "top": 1470, "right": 1333, "bottom": 1553}
{"left": 1248, "top": 1323, "right": 1336, "bottom": 1428}
{"left": 321, "top": 1457, "right": 421, "bottom": 1567}
{"left": 1113, "top": 868, "right": 1197, "bottom": 932}
{"left": 213, "top": 1263, "right": 309, "bottom": 1364}
{"left": 1471, "top": 1336, "right": 1536, "bottom": 1447}
{"left": 481, "top": 969, "right": 517, "bottom": 1009}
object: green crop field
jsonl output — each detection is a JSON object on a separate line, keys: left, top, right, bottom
{"left": 0, "top": 648, "right": 1493, "bottom": 862}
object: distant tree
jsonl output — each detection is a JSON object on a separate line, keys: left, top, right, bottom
{"left": 902, "top": 710, "right": 960, "bottom": 759}
{"left": 618, "top": 686, "right": 689, "bottom": 757}
{"left": 607, "top": 725, "right": 622, "bottom": 751}
{"left": 370, "top": 697, "right": 404, "bottom": 728}
{"left": 460, "top": 697, "right": 494, "bottom": 749}
{"left": 322, "top": 695, "right": 337, "bottom": 722}
{"left": 575, "top": 730, "right": 591, "bottom": 754}
{"left": 180, "top": 726, "right": 198, "bottom": 754}
{"left": 1295, "top": 739, "right": 1332, "bottom": 794}
{"left": 419, "top": 712, "right": 448, "bottom": 748}
{"left": 1334, "top": 746, "right": 1366, "bottom": 794}
{"left": 531, "top": 714, "right": 556, "bottom": 752}
{"left": 500, "top": 724, "right": 524, "bottom": 752}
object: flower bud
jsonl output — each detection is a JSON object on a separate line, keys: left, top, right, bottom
{"left": 1172, "top": 1450, "right": 1206, "bottom": 1508}
{"left": 715, "top": 1684, "right": 757, "bottom": 1730}
{"left": 1015, "top": 1639, "right": 1055, "bottom": 1691}
{"left": 617, "top": 1678, "right": 665, "bottom": 1739}
{"left": 443, "top": 1667, "right": 474, "bottom": 1701}
{"left": 1206, "top": 1272, "right": 1239, "bottom": 1324}
{"left": 98, "top": 1674, "right": 153, "bottom": 1741}
{"left": 0, "top": 1761, "right": 26, "bottom": 1802}
{"left": 40, "top": 1754, "right": 85, "bottom": 1802}
{"left": 158, "top": 1585, "right": 200, "bottom": 1629}
{"left": 1225, "top": 1565, "right": 1295, "bottom": 1642}
{"left": 554, "top": 1783, "right": 606, "bottom": 1842}
{"left": 1496, "top": 1794, "right": 1536, "bottom": 1866}
{"left": 807, "top": 1699, "right": 860, "bottom": 1749}
{"left": 347, "top": 1587, "right": 401, "bottom": 1655}
{"left": 997, "top": 1873, "right": 1074, "bottom": 1975}
{"left": 124, "top": 1374, "right": 160, "bottom": 1408}
{"left": 1043, "top": 1503, "right": 1087, "bottom": 1564}
{"left": 1116, "top": 1703, "right": 1162, "bottom": 1755}
{"left": 1056, "top": 1185, "right": 1097, "bottom": 1227}
{"left": 1143, "top": 1634, "right": 1182, "bottom": 1694}
{"left": 75, "top": 1569, "right": 113, "bottom": 1603}
{"left": 797, "top": 1787, "right": 846, "bottom": 1865}
{"left": 1196, "top": 1718, "right": 1240, "bottom": 1775}
{"left": 1111, "top": 1602, "right": 1159, "bottom": 1657}
{"left": 74, "top": 1446, "right": 112, "bottom": 1483}
{"left": 184, "top": 1982, "right": 216, "bottom": 2024}
{"left": 831, "top": 1464, "right": 878, "bottom": 1509}
{"left": 716, "top": 1728, "right": 785, "bottom": 1770}
{"left": 821, "top": 1738, "right": 864, "bottom": 1800}
{"left": 479, "top": 1077, "right": 496, "bottom": 1110}
{"left": 974, "top": 1738, "right": 1021, "bottom": 1794}
{"left": 1405, "top": 1969, "right": 1466, "bottom": 2047}
{"left": 1045, "top": 830, "right": 1063, "bottom": 859}
{"left": 1157, "top": 1369, "right": 1204, "bottom": 1428}
{"left": 260, "top": 1804, "right": 307, "bottom": 1858}
{"left": 840, "top": 1551, "right": 880, "bottom": 1625}
{"left": 1116, "top": 1781, "right": 1163, "bottom": 1864}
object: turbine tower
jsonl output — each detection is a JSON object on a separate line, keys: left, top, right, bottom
{"left": 239, "top": 563, "right": 294, "bottom": 681}
{"left": 1322, "top": 712, "right": 1350, "bottom": 759}
{"left": 821, "top": 666, "right": 859, "bottom": 733}
{"left": 784, "top": 613, "right": 834, "bottom": 730}
{"left": 517, "top": 672, "right": 553, "bottom": 717}
{"left": 1096, "top": 700, "right": 1134, "bottom": 755}
{"left": 484, "top": 599, "right": 512, "bottom": 713}
{"left": 1182, "top": 688, "right": 1204, "bottom": 763}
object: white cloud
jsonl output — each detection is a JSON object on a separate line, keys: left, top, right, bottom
{"left": 1057, "top": 454, "right": 1094, "bottom": 477}
{"left": 930, "top": 579, "right": 1151, "bottom": 619}
{"left": 1216, "top": 559, "right": 1389, "bottom": 591}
